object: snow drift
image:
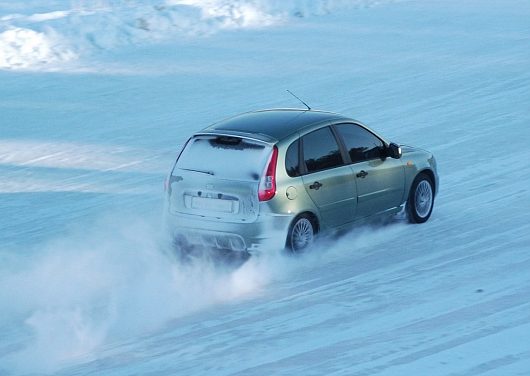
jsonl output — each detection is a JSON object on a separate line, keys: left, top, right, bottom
{"left": 0, "top": 0, "right": 399, "bottom": 70}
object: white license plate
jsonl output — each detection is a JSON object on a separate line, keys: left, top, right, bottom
{"left": 191, "top": 196, "right": 234, "bottom": 213}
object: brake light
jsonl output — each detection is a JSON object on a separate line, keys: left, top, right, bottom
{"left": 258, "top": 146, "right": 278, "bottom": 201}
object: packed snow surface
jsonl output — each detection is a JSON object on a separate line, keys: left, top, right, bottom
{"left": 1, "top": 0, "right": 530, "bottom": 375}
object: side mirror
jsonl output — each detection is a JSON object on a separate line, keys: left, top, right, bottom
{"left": 387, "top": 142, "right": 402, "bottom": 159}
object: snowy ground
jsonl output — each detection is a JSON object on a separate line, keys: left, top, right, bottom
{"left": 1, "top": 0, "right": 530, "bottom": 375}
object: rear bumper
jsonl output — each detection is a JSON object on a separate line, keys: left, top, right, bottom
{"left": 164, "top": 210, "right": 293, "bottom": 254}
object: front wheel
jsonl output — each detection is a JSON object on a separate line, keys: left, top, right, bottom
{"left": 286, "top": 214, "right": 315, "bottom": 252}
{"left": 406, "top": 173, "right": 435, "bottom": 223}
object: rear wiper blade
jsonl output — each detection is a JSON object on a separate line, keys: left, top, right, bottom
{"left": 180, "top": 167, "right": 215, "bottom": 176}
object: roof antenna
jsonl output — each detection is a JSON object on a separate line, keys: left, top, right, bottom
{"left": 286, "top": 90, "right": 311, "bottom": 111}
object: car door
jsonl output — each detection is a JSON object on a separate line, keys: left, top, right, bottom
{"left": 300, "top": 126, "right": 357, "bottom": 228}
{"left": 334, "top": 123, "right": 405, "bottom": 219}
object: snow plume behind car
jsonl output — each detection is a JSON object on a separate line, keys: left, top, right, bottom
{"left": 0, "top": 206, "right": 406, "bottom": 373}
{"left": 0, "top": 211, "right": 270, "bottom": 373}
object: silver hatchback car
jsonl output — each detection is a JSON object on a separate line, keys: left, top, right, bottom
{"left": 164, "top": 109, "right": 438, "bottom": 254}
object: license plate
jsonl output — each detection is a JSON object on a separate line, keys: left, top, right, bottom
{"left": 191, "top": 196, "right": 234, "bottom": 213}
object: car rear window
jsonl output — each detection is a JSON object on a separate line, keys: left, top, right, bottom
{"left": 175, "top": 135, "right": 270, "bottom": 181}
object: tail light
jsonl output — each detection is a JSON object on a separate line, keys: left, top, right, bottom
{"left": 258, "top": 146, "right": 278, "bottom": 201}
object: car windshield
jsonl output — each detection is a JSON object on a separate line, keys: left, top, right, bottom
{"left": 174, "top": 135, "right": 271, "bottom": 181}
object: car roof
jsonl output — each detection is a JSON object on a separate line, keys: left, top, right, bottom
{"left": 200, "top": 109, "right": 351, "bottom": 142}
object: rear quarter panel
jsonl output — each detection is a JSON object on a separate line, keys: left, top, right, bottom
{"left": 265, "top": 131, "right": 322, "bottom": 228}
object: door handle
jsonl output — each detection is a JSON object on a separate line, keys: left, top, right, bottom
{"left": 356, "top": 170, "right": 368, "bottom": 178}
{"left": 309, "top": 181, "right": 323, "bottom": 190}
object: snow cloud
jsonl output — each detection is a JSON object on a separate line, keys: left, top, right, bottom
{"left": 0, "top": 213, "right": 276, "bottom": 373}
{"left": 0, "top": 198, "right": 406, "bottom": 374}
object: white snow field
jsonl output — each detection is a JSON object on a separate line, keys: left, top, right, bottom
{"left": 1, "top": 0, "right": 530, "bottom": 374}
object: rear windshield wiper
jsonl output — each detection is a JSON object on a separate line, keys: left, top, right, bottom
{"left": 179, "top": 167, "right": 215, "bottom": 176}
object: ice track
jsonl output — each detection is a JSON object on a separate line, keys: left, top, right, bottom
{"left": 1, "top": 0, "right": 530, "bottom": 374}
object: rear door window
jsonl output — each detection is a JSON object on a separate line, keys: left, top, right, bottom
{"left": 175, "top": 135, "right": 270, "bottom": 181}
{"left": 302, "top": 127, "right": 344, "bottom": 174}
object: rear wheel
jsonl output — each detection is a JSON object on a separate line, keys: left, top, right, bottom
{"left": 407, "top": 173, "right": 434, "bottom": 223}
{"left": 287, "top": 214, "right": 315, "bottom": 252}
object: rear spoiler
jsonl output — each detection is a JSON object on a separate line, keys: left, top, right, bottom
{"left": 194, "top": 130, "right": 277, "bottom": 145}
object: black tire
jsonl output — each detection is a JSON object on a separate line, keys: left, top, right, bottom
{"left": 406, "top": 173, "right": 435, "bottom": 224}
{"left": 286, "top": 214, "right": 316, "bottom": 253}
